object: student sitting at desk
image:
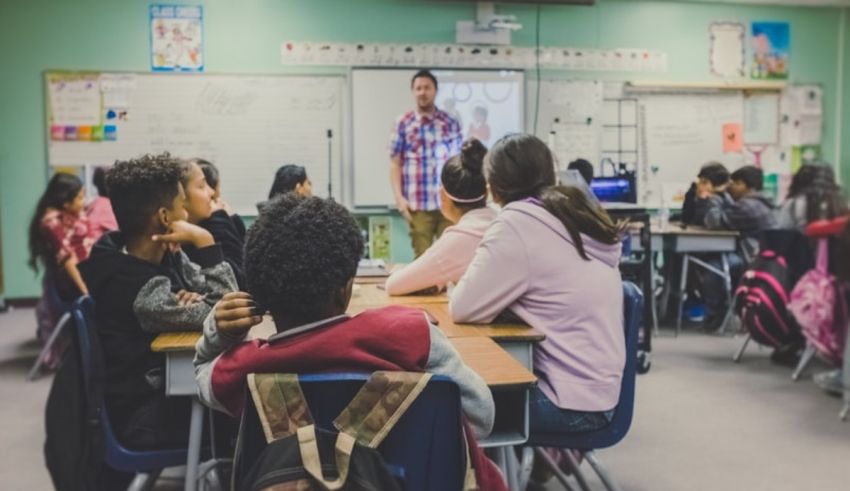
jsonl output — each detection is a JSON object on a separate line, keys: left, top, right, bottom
{"left": 450, "top": 134, "right": 625, "bottom": 436}
{"left": 680, "top": 161, "right": 730, "bottom": 226}
{"left": 181, "top": 158, "right": 247, "bottom": 288}
{"left": 193, "top": 194, "right": 506, "bottom": 490}
{"left": 78, "top": 154, "right": 237, "bottom": 455}
{"left": 256, "top": 163, "right": 312, "bottom": 213}
{"left": 775, "top": 163, "right": 847, "bottom": 231}
{"left": 385, "top": 138, "right": 496, "bottom": 295}
{"left": 699, "top": 165, "right": 777, "bottom": 329}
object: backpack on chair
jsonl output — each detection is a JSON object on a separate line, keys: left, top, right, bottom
{"left": 789, "top": 238, "right": 849, "bottom": 365}
{"left": 734, "top": 248, "right": 804, "bottom": 348}
{"left": 235, "top": 371, "right": 477, "bottom": 491}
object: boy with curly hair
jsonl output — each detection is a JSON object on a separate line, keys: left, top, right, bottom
{"left": 194, "top": 194, "right": 506, "bottom": 489}
{"left": 79, "top": 153, "right": 237, "bottom": 451}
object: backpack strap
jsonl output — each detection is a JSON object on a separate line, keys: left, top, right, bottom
{"left": 247, "top": 373, "right": 314, "bottom": 443}
{"left": 333, "top": 371, "right": 432, "bottom": 448}
{"left": 296, "top": 425, "right": 355, "bottom": 490}
{"left": 816, "top": 237, "right": 829, "bottom": 273}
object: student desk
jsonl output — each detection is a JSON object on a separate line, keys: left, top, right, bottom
{"left": 349, "top": 284, "right": 545, "bottom": 369}
{"left": 629, "top": 223, "right": 740, "bottom": 334}
{"left": 151, "top": 323, "right": 537, "bottom": 490}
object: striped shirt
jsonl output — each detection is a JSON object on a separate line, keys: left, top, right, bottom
{"left": 389, "top": 108, "right": 462, "bottom": 211}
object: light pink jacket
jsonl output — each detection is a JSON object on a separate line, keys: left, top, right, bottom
{"left": 385, "top": 207, "right": 497, "bottom": 295}
{"left": 450, "top": 201, "right": 625, "bottom": 412}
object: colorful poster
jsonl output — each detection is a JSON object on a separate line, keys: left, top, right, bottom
{"left": 751, "top": 22, "right": 789, "bottom": 80}
{"left": 150, "top": 4, "right": 203, "bottom": 72}
{"left": 368, "top": 217, "right": 391, "bottom": 261}
{"left": 47, "top": 74, "right": 101, "bottom": 127}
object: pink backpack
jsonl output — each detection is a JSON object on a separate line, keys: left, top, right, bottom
{"left": 788, "top": 239, "right": 848, "bottom": 365}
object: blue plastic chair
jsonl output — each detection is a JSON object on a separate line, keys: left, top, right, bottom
{"left": 70, "top": 296, "right": 190, "bottom": 490}
{"left": 526, "top": 281, "right": 643, "bottom": 491}
{"left": 235, "top": 373, "right": 467, "bottom": 491}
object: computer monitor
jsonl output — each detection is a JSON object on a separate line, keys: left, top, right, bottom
{"left": 590, "top": 175, "right": 637, "bottom": 203}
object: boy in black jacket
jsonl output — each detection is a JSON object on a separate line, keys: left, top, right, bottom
{"left": 79, "top": 153, "right": 237, "bottom": 451}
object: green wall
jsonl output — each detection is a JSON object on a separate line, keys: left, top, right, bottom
{"left": 0, "top": 0, "right": 847, "bottom": 298}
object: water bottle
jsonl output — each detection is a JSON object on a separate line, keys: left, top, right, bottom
{"left": 658, "top": 203, "right": 670, "bottom": 232}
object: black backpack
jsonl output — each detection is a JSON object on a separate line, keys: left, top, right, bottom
{"left": 734, "top": 248, "right": 804, "bottom": 348}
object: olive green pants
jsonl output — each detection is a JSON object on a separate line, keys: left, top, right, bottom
{"left": 408, "top": 210, "right": 452, "bottom": 258}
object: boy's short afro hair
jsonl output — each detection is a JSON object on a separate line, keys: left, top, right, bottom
{"left": 245, "top": 194, "right": 364, "bottom": 320}
{"left": 107, "top": 153, "right": 183, "bottom": 238}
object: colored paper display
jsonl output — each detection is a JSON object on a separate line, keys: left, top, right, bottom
{"left": 722, "top": 123, "right": 743, "bottom": 153}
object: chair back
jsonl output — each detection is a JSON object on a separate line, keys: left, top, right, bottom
{"left": 528, "top": 280, "right": 643, "bottom": 450}
{"left": 236, "top": 373, "right": 466, "bottom": 491}
{"left": 69, "top": 296, "right": 187, "bottom": 472}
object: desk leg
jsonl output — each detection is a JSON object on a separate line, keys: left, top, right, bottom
{"left": 502, "top": 447, "right": 520, "bottom": 491}
{"left": 717, "top": 253, "right": 734, "bottom": 334}
{"left": 184, "top": 397, "right": 204, "bottom": 491}
{"left": 676, "top": 254, "right": 690, "bottom": 336}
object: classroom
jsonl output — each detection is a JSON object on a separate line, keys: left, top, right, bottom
{"left": 1, "top": 0, "right": 849, "bottom": 490}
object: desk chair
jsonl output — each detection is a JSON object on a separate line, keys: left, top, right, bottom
{"left": 234, "top": 373, "right": 466, "bottom": 491}
{"left": 29, "top": 268, "right": 76, "bottom": 380}
{"left": 524, "top": 281, "right": 642, "bottom": 491}
{"left": 71, "top": 296, "right": 191, "bottom": 491}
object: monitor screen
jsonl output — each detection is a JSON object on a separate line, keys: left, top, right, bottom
{"left": 590, "top": 176, "right": 636, "bottom": 203}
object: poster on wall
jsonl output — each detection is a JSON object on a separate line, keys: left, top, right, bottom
{"left": 709, "top": 22, "right": 745, "bottom": 78}
{"left": 751, "top": 22, "right": 789, "bottom": 80}
{"left": 150, "top": 4, "right": 204, "bottom": 72}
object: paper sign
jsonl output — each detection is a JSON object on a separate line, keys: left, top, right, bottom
{"left": 49, "top": 77, "right": 101, "bottom": 127}
{"left": 150, "top": 4, "right": 204, "bottom": 72}
{"left": 710, "top": 22, "right": 745, "bottom": 78}
{"left": 723, "top": 123, "right": 743, "bottom": 153}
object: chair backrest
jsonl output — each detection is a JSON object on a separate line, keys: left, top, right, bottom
{"left": 236, "top": 373, "right": 466, "bottom": 491}
{"left": 528, "top": 280, "right": 643, "bottom": 450}
{"left": 69, "top": 296, "right": 187, "bottom": 472}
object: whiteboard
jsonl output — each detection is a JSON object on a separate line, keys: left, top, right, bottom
{"left": 638, "top": 93, "right": 745, "bottom": 207}
{"left": 351, "top": 69, "right": 524, "bottom": 208}
{"left": 526, "top": 79, "right": 603, "bottom": 174}
{"left": 47, "top": 72, "right": 345, "bottom": 215}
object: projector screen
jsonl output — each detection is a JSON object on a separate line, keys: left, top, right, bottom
{"left": 351, "top": 69, "right": 524, "bottom": 208}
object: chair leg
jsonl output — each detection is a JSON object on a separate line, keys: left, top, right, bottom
{"left": 561, "top": 450, "right": 592, "bottom": 491}
{"left": 28, "top": 312, "right": 71, "bottom": 381}
{"left": 517, "top": 447, "right": 534, "bottom": 491}
{"left": 792, "top": 344, "right": 817, "bottom": 381}
{"left": 676, "top": 254, "right": 690, "bottom": 336}
{"left": 533, "top": 448, "right": 577, "bottom": 491}
{"left": 733, "top": 333, "right": 751, "bottom": 363}
{"left": 584, "top": 450, "right": 623, "bottom": 491}
{"left": 126, "top": 470, "right": 162, "bottom": 491}
{"left": 840, "top": 402, "right": 850, "bottom": 422}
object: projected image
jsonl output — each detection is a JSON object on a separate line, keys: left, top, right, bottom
{"left": 436, "top": 71, "right": 523, "bottom": 148}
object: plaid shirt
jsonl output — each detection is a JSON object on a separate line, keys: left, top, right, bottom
{"left": 389, "top": 108, "right": 462, "bottom": 211}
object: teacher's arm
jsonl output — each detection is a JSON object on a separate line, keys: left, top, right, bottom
{"left": 390, "top": 155, "right": 413, "bottom": 222}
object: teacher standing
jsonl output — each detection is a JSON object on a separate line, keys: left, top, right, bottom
{"left": 389, "top": 69, "right": 463, "bottom": 257}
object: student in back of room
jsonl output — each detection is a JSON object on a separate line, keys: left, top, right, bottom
{"left": 256, "top": 163, "right": 312, "bottom": 213}
{"left": 385, "top": 138, "right": 496, "bottom": 296}
{"left": 775, "top": 163, "right": 847, "bottom": 231}
{"left": 567, "top": 158, "right": 594, "bottom": 186}
{"left": 180, "top": 158, "right": 247, "bottom": 288}
{"left": 86, "top": 166, "right": 118, "bottom": 237}
{"left": 195, "top": 158, "right": 248, "bottom": 237}
{"left": 450, "top": 135, "right": 625, "bottom": 482}
{"left": 679, "top": 161, "right": 730, "bottom": 226}
{"left": 78, "top": 154, "right": 236, "bottom": 486}
{"left": 193, "top": 194, "right": 506, "bottom": 490}
{"left": 28, "top": 172, "right": 98, "bottom": 366}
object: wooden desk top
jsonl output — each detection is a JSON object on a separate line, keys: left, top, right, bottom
{"left": 350, "top": 283, "right": 448, "bottom": 307}
{"left": 629, "top": 221, "right": 739, "bottom": 237}
{"left": 451, "top": 336, "right": 537, "bottom": 388}
{"left": 151, "top": 328, "right": 537, "bottom": 388}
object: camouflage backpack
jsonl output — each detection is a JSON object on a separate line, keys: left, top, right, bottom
{"left": 235, "top": 371, "right": 477, "bottom": 491}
